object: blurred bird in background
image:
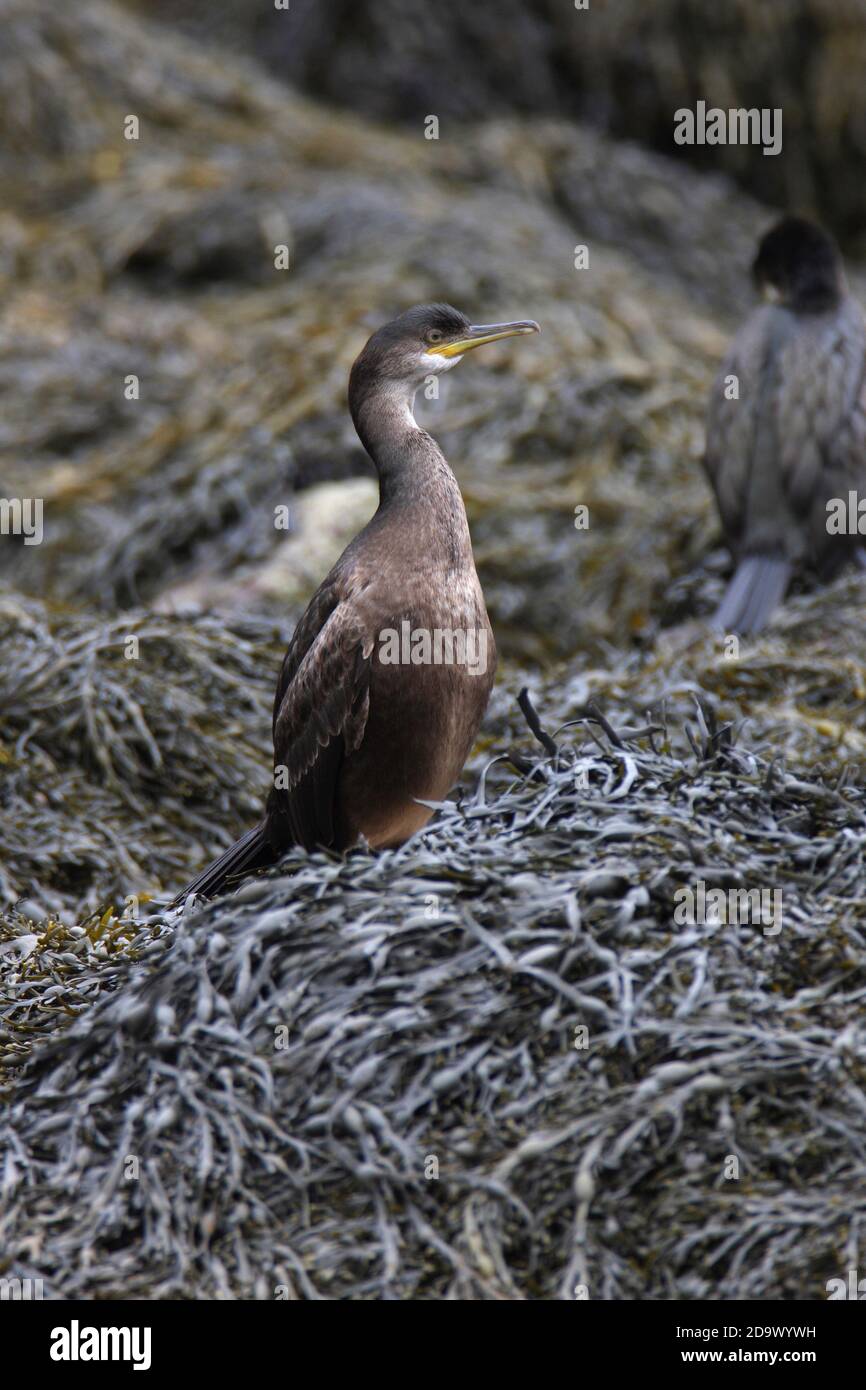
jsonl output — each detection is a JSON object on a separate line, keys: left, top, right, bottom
{"left": 704, "top": 216, "right": 866, "bottom": 635}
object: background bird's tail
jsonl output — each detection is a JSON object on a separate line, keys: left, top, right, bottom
{"left": 171, "top": 821, "right": 273, "bottom": 907}
{"left": 713, "top": 555, "right": 792, "bottom": 636}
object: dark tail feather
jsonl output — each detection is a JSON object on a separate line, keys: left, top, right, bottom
{"left": 713, "top": 555, "right": 792, "bottom": 636}
{"left": 171, "top": 821, "right": 273, "bottom": 907}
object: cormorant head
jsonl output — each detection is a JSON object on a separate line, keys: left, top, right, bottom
{"left": 350, "top": 303, "right": 540, "bottom": 400}
{"left": 752, "top": 217, "right": 844, "bottom": 312}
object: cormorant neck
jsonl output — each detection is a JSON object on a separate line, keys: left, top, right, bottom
{"left": 348, "top": 377, "right": 473, "bottom": 567}
{"left": 350, "top": 378, "right": 414, "bottom": 470}
{"left": 350, "top": 379, "right": 453, "bottom": 506}
{"left": 789, "top": 279, "right": 843, "bottom": 314}
{"left": 787, "top": 255, "right": 845, "bottom": 314}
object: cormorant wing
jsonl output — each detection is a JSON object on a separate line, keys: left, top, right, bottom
{"left": 703, "top": 304, "right": 775, "bottom": 545}
{"left": 267, "top": 576, "right": 372, "bottom": 851}
{"left": 775, "top": 296, "right": 866, "bottom": 516}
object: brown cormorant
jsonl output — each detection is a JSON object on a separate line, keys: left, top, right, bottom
{"left": 704, "top": 216, "right": 866, "bottom": 634}
{"left": 173, "top": 304, "right": 539, "bottom": 904}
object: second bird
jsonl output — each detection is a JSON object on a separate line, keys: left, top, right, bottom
{"left": 704, "top": 216, "right": 866, "bottom": 635}
{"left": 173, "top": 304, "right": 539, "bottom": 903}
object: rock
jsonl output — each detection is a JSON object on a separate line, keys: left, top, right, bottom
{"left": 154, "top": 476, "right": 378, "bottom": 612}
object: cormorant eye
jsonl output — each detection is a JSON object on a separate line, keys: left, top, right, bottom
{"left": 426, "top": 328, "right": 444, "bottom": 345}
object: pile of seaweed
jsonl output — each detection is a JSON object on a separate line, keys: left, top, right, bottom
{"left": 3, "top": 580, "right": 866, "bottom": 1299}
{"left": 124, "top": 0, "right": 866, "bottom": 254}
{"left": 3, "top": 0, "right": 866, "bottom": 1301}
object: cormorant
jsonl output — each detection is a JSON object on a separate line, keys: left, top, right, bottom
{"left": 173, "top": 304, "right": 539, "bottom": 904}
{"left": 704, "top": 216, "right": 866, "bottom": 635}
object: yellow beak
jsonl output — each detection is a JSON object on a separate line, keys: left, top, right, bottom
{"left": 428, "top": 319, "right": 540, "bottom": 358}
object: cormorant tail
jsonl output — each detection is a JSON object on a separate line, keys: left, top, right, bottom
{"left": 713, "top": 555, "right": 792, "bottom": 636}
{"left": 171, "top": 821, "right": 273, "bottom": 907}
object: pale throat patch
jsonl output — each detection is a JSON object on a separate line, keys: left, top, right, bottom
{"left": 403, "top": 352, "right": 462, "bottom": 430}
{"left": 420, "top": 350, "right": 462, "bottom": 375}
